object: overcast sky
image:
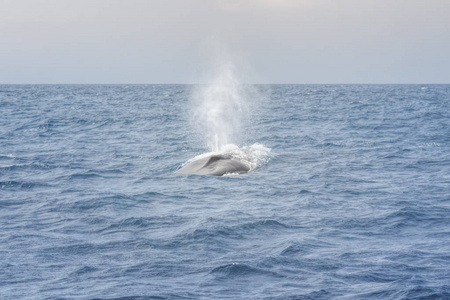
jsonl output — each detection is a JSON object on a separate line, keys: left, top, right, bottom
{"left": 1, "top": 0, "right": 449, "bottom": 84}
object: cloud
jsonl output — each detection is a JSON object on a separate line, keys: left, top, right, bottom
{"left": 214, "top": 0, "right": 311, "bottom": 12}
{"left": 0, "top": 0, "right": 449, "bottom": 83}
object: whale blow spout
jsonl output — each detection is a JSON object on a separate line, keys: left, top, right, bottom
{"left": 175, "top": 154, "right": 250, "bottom": 176}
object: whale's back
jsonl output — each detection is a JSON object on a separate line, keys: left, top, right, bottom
{"left": 176, "top": 154, "right": 249, "bottom": 176}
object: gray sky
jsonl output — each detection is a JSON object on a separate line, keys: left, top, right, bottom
{"left": 1, "top": 0, "right": 449, "bottom": 84}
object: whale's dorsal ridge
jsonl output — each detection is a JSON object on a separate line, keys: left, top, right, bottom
{"left": 204, "top": 154, "right": 228, "bottom": 167}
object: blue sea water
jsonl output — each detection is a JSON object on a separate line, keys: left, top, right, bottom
{"left": 1, "top": 84, "right": 449, "bottom": 299}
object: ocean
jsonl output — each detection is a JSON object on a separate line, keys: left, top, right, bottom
{"left": 1, "top": 84, "right": 449, "bottom": 299}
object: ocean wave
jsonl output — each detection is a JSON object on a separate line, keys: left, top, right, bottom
{"left": 99, "top": 216, "right": 181, "bottom": 232}
{"left": 0, "top": 180, "right": 50, "bottom": 190}
{"left": 210, "top": 263, "right": 282, "bottom": 279}
{"left": 174, "top": 219, "right": 296, "bottom": 248}
{"left": 280, "top": 240, "right": 334, "bottom": 256}
{"left": 0, "top": 162, "right": 54, "bottom": 172}
{"left": 68, "top": 172, "right": 104, "bottom": 180}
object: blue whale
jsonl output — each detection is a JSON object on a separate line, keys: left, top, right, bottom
{"left": 176, "top": 154, "right": 250, "bottom": 176}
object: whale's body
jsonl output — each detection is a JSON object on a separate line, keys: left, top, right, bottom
{"left": 176, "top": 154, "right": 250, "bottom": 176}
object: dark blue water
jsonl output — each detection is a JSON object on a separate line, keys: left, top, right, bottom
{"left": 1, "top": 84, "right": 449, "bottom": 299}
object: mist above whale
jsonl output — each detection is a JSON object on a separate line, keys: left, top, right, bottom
{"left": 176, "top": 55, "right": 270, "bottom": 176}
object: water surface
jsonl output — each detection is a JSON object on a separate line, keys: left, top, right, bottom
{"left": 1, "top": 84, "right": 449, "bottom": 299}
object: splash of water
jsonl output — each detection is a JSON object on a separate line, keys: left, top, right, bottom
{"left": 192, "top": 61, "right": 248, "bottom": 152}
{"left": 183, "top": 54, "right": 271, "bottom": 175}
{"left": 219, "top": 143, "right": 271, "bottom": 172}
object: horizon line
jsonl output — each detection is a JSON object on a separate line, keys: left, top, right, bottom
{"left": 1, "top": 82, "right": 449, "bottom": 85}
